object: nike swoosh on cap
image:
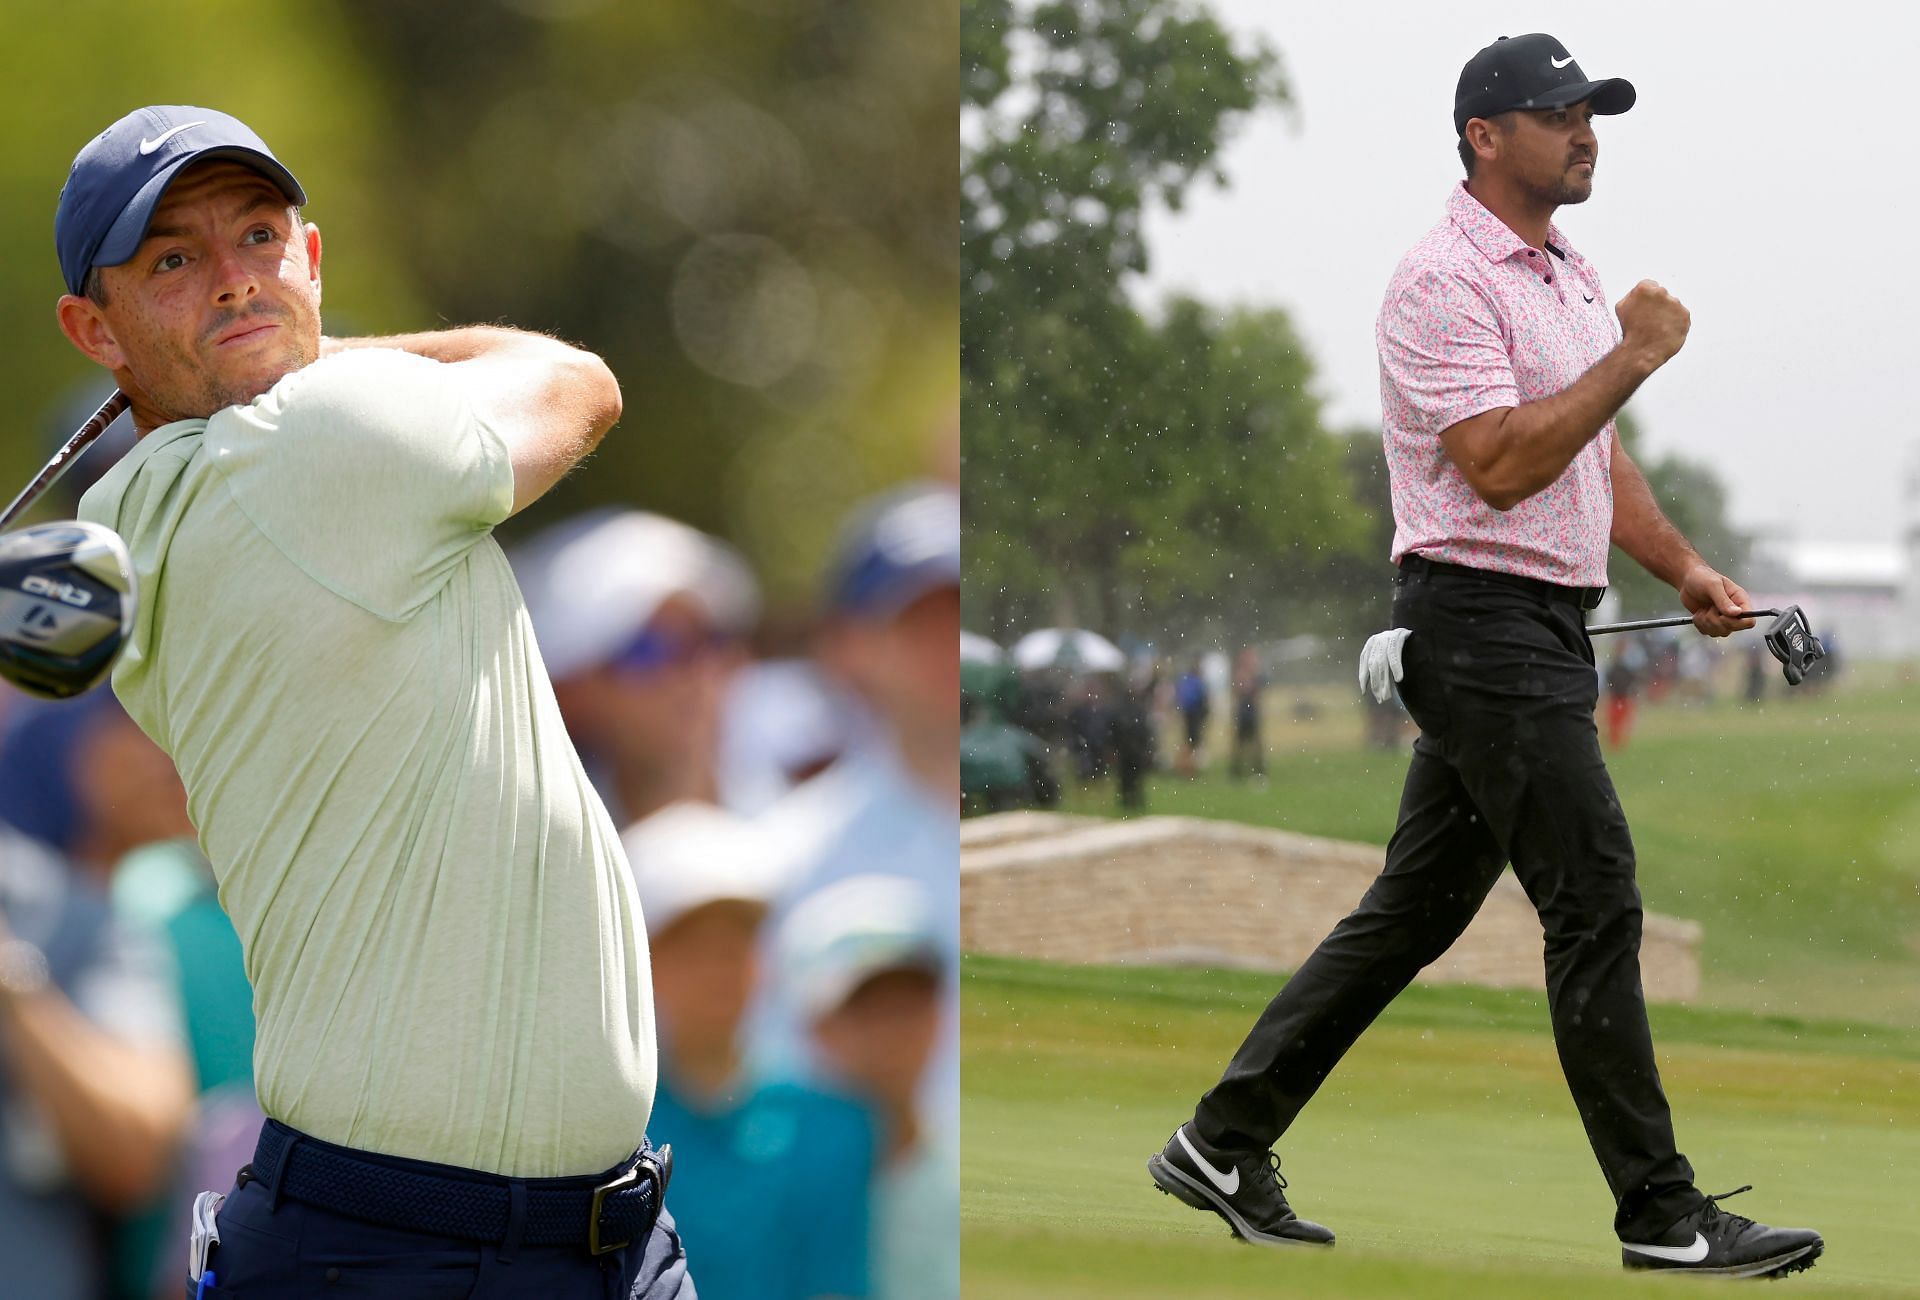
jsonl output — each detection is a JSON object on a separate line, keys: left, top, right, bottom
{"left": 1176, "top": 1128, "right": 1240, "bottom": 1196}
{"left": 138, "top": 122, "right": 206, "bottom": 155}
{"left": 1551, "top": 55, "right": 1575, "bottom": 68}
{"left": 1622, "top": 1232, "right": 1710, "bottom": 1263}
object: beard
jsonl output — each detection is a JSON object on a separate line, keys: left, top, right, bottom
{"left": 129, "top": 303, "right": 320, "bottom": 421}
{"left": 1522, "top": 160, "right": 1595, "bottom": 207}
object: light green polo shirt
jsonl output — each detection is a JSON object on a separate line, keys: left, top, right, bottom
{"left": 79, "top": 348, "right": 655, "bottom": 1178}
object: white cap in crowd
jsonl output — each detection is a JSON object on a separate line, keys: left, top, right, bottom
{"left": 778, "top": 874, "right": 945, "bottom": 1021}
{"left": 715, "top": 659, "right": 866, "bottom": 814}
{"left": 513, "top": 509, "right": 761, "bottom": 681}
{"left": 623, "top": 802, "right": 777, "bottom": 937}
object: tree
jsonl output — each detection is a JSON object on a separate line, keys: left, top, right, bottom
{"left": 3, "top": 3, "right": 958, "bottom": 609}
{"left": 327, "top": 0, "right": 960, "bottom": 600}
{"left": 962, "top": 0, "right": 1377, "bottom": 644}
{"left": 1610, "top": 408, "right": 1752, "bottom": 617}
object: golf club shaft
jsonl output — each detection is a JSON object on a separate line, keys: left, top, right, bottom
{"left": 0, "top": 389, "right": 130, "bottom": 531}
{"left": 1587, "top": 608, "right": 1779, "bottom": 636}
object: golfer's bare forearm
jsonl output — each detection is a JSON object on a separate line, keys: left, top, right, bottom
{"left": 1441, "top": 344, "right": 1662, "bottom": 511}
{"left": 0, "top": 989, "right": 193, "bottom": 1209}
{"left": 1610, "top": 438, "right": 1703, "bottom": 590}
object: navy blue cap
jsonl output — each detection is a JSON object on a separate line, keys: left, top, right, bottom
{"left": 56, "top": 106, "right": 306, "bottom": 296}
{"left": 825, "top": 482, "right": 960, "bottom": 618}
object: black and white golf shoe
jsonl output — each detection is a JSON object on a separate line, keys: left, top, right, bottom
{"left": 1147, "top": 1122, "right": 1335, "bottom": 1248}
{"left": 1620, "top": 1185, "right": 1823, "bottom": 1279}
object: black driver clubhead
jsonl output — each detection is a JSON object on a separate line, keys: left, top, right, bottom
{"left": 0, "top": 521, "right": 136, "bottom": 700}
{"left": 1761, "top": 605, "right": 1824, "bottom": 686}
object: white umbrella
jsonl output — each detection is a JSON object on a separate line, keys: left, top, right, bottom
{"left": 1011, "top": 627, "right": 1126, "bottom": 672}
{"left": 960, "top": 630, "right": 1005, "bottom": 664}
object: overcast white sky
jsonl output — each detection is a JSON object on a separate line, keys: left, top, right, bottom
{"left": 1134, "top": 1, "right": 1919, "bottom": 550}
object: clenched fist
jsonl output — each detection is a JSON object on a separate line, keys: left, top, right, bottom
{"left": 1615, "top": 280, "right": 1690, "bottom": 369}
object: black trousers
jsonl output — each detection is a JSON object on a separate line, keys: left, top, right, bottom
{"left": 1192, "top": 565, "right": 1704, "bottom": 1239}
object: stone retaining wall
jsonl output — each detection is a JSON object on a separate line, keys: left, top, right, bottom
{"left": 960, "top": 812, "right": 1702, "bottom": 1002}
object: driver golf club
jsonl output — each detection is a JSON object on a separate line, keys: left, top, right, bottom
{"left": 1588, "top": 605, "right": 1826, "bottom": 686}
{"left": 0, "top": 390, "right": 137, "bottom": 700}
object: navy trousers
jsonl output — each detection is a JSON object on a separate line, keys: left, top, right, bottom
{"left": 1194, "top": 564, "right": 1704, "bottom": 1239}
{"left": 190, "top": 1135, "right": 696, "bottom": 1299}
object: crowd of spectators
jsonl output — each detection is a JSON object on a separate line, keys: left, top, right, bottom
{"left": 0, "top": 472, "right": 960, "bottom": 1300}
{"left": 986, "top": 646, "right": 1276, "bottom": 811}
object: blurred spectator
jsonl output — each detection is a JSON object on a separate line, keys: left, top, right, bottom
{"left": 1646, "top": 632, "right": 1681, "bottom": 703}
{"left": 1, "top": 693, "right": 256, "bottom": 1299}
{"left": 1066, "top": 676, "right": 1113, "bottom": 782}
{"left": 0, "top": 693, "right": 105, "bottom": 858}
{"left": 1173, "top": 661, "right": 1209, "bottom": 774}
{"left": 1007, "top": 668, "right": 1069, "bottom": 762}
{"left": 718, "top": 659, "right": 862, "bottom": 816}
{"left": 1675, "top": 636, "right": 1715, "bottom": 704}
{"left": 628, "top": 805, "right": 875, "bottom": 1300}
{"left": 83, "top": 711, "right": 256, "bottom": 1300}
{"left": 1604, "top": 640, "right": 1649, "bottom": 750}
{"left": 516, "top": 509, "right": 761, "bottom": 825}
{"left": 1109, "top": 665, "right": 1158, "bottom": 810}
{"left": 753, "top": 482, "right": 960, "bottom": 1121}
{"left": 1743, "top": 640, "right": 1769, "bottom": 703}
{"left": 1228, "top": 647, "right": 1267, "bottom": 782}
{"left": 959, "top": 693, "right": 1059, "bottom": 815}
{"left": 0, "top": 814, "right": 194, "bottom": 1300}
{"left": 783, "top": 876, "right": 957, "bottom": 1300}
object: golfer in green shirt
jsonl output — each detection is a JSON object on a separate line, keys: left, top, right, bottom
{"left": 58, "top": 104, "right": 692, "bottom": 1297}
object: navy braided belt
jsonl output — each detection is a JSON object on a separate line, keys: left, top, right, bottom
{"left": 250, "top": 1119, "right": 671, "bottom": 1256}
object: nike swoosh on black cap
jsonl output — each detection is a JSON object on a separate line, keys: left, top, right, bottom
{"left": 1454, "top": 33, "right": 1635, "bottom": 137}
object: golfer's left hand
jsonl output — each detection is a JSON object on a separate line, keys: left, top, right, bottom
{"left": 1679, "top": 564, "right": 1756, "bottom": 638}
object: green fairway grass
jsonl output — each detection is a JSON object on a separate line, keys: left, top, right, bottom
{"left": 1056, "top": 675, "right": 1920, "bottom": 1028}
{"left": 962, "top": 955, "right": 1920, "bottom": 1297}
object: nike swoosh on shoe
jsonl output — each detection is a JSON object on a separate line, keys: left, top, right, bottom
{"left": 1622, "top": 1232, "right": 1710, "bottom": 1263}
{"left": 1176, "top": 1128, "right": 1239, "bottom": 1196}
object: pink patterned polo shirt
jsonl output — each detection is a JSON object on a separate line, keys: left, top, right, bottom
{"left": 1377, "top": 182, "right": 1619, "bottom": 586}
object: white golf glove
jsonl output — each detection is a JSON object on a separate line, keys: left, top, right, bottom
{"left": 1357, "top": 628, "right": 1412, "bottom": 703}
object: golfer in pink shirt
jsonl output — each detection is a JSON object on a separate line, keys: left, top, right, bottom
{"left": 1149, "top": 34, "right": 1823, "bottom": 1281}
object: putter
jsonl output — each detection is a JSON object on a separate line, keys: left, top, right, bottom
{"left": 1588, "top": 605, "right": 1826, "bottom": 686}
{"left": 0, "top": 390, "right": 137, "bottom": 700}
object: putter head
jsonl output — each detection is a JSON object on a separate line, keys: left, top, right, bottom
{"left": 0, "top": 521, "right": 136, "bottom": 700}
{"left": 1762, "top": 605, "right": 1824, "bottom": 687}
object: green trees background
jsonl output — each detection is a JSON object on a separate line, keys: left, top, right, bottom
{"left": 963, "top": 0, "right": 1371, "bottom": 645}
{"left": 962, "top": 0, "right": 1747, "bottom": 650}
{"left": 4, "top": 0, "right": 956, "bottom": 606}
{"left": 5, "top": 1, "right": 1748, "bottom": 637}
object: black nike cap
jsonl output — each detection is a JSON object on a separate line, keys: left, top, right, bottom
{"left": 1454, "top": 34, "right": 1635, "bottom": 137}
